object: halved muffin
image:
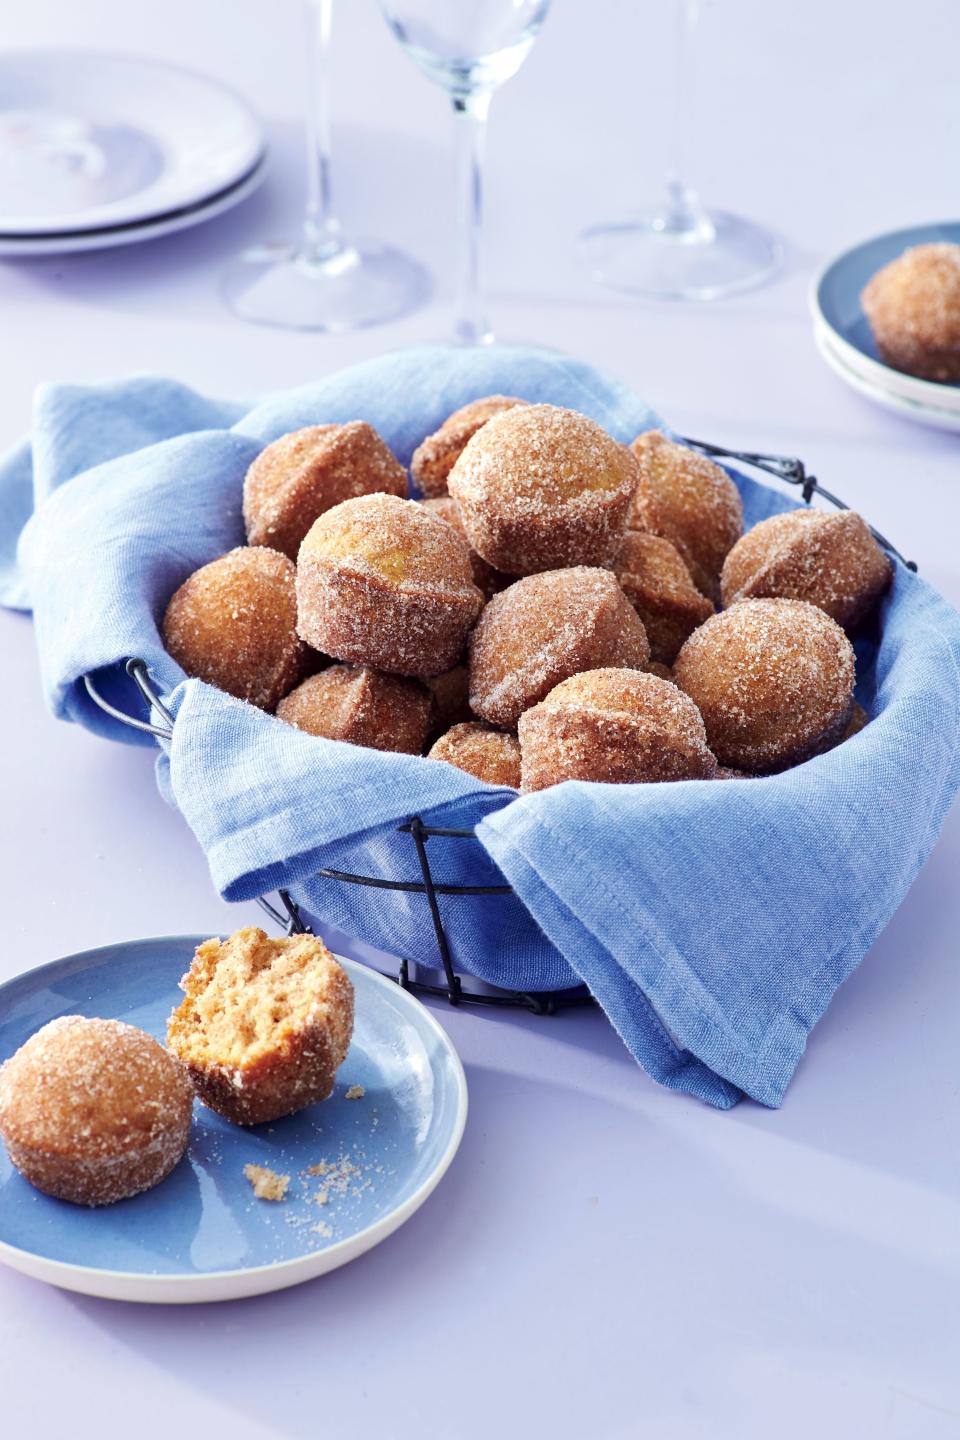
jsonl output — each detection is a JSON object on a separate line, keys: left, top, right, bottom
{"left": 167, "top": 928, "right": 354, "bottom": 1126}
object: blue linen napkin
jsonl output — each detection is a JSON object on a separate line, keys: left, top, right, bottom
{"left": 5, "top": 344, "right": 960, "bottom": 1109}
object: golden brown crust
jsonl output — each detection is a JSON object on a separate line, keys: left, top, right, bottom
{"left": 629, "top": 432, "right": 744, "bottom": 598}
{"left": 720, "top": 509, "right": 893, "bottom": 629}
{"left": 0, "top": 1017, "right": 193, "bottom": 1206}
{"left": 296, "top": 494, "right": 485, "bottom": 677}
{"left": 469, "top": 567, "right": 650, "bottom": 729}
{"left": 428, "top": 722, "right": 521, "bottom": 788}
{"left": 613, "top": 530, "right": 715, "bottom": 664}
{"left": 861, "top": 243, "right": 960, "bottom": 382}
{"left": 167, "top": 929, "right": 354, "bottom": 1128}
{"left": 448, "top": 404, "right": 638, "bottom": 575}
{"left": 411, "top": 396, "right": 526, "bottom": 498}
{"left": 244, "top": 422, "right": 407, "bottom": 561}
{"left": 518, "top": 668, "right": 717, "bottom": 792}
{"left": 419, "top": 495, "right": 508, "bottom": 598}
{"left": 276, "top": 665, "right": 432, "bottom": 754}
{"left": 162, "top": 546, "right": 309, "bottom": 710}
{"left": 673, "top": 598, "right": 855, "bottom": 773}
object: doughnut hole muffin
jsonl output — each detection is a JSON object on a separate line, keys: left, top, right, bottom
{"left": 425, "top": 664, "right": 473, "bottom": 737}
{"left": 244, "top": 422, "right": 407, "bottom": 561}
{"left": 429, "top": 722, "right": 521, "bottom": 788}
{"left": 276, "top": 665, "right": 432, "bottom": 754}
{"left": 861, "top": 243, "right": 960, "bottom": 382}
{"left": 673, "top": 598, "right": 855, "bottom": 773}
{"left": 629, "top": 432, "right": 744, "bottom": 599}
{"left": 519, "top": 668, "right": 717, "bottom": 793}
{"left": 168, "top": 928, "right": 354, "bottom": 1127}
{"left": 614, "top": 530, "right": 715, "bottom": 664}
{"left": 469, "top": 567, "right": 650, "bottom": 729}
{"left": 162, "top": 546, "right": 309, "bottom": 710}
{"left": 448, "top": 404, "right": 638, "bottom": 575}
{"left": 420, "top": 494, "right": 508, "bottom": 598}
{"left": 411, "top": 395, "right": 526, "bottom": 497}
{"left": 296, "top": 494, "right": 485, "bottom": 677}
{"left": 720, "top": 508, "right": 893, "bottom": 629}
{"left": 0, "top": 1017, "right": 193, "bottom": 1206}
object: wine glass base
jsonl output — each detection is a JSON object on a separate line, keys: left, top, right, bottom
{"left": 580, "top": 210, "right": 783, "bottom": 301}
{"left": 222, "top": 237, "right": 430, "bottom": 332}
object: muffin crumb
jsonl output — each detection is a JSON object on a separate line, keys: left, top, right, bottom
{"left": 244, "top": 1163, "right": 290, "bottom": 1201}
{"left": 345, "top": 1084, "right": 366, "bottom": 1100}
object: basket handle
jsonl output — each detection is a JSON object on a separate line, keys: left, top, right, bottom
{"left": 83, "top": 658, "right": 174, "bottom": 741}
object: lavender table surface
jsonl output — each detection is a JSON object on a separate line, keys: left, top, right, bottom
{"left": 2, "top": 2, "right": 959, "bottom": 1435}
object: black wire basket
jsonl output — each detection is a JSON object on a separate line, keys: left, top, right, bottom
{"left": 84, "top": 439, "right": 915, "bottom": 1017}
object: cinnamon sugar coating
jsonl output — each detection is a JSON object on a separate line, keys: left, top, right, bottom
{"left": 448, "top": 404, "right": 638, "bottom": 575}
{"left": 244, "top": 422, "right": 407, "bottom": 561}
{"left": 469, "top": 567, "right": 650, "bottom": 729}
{"left": 296, "top": 494, "right": 485, "bottom": 677}
{"left": 861, "top": 243, "right": 960, "bottom": 382}
{"left": 519, "top": 668, "right": 717, "bottom": 792}
{"left": 720, "top": 509, "right": 893, "bottom": 629}
{"left": 0, "top": 1017, "right": 193, "bottom": 1206}
{"left": 614, "top": 530, "right": 715, "bottom": 664}
{"left": 162, "top": 546, "right": 309, "bottom": 710}
{"left": 646, "top": 661, "right": 675, "bottom": 682}
{"left": 168, "top": 928, "right": 354, "bottom": 1127}
{"left": 429, "top": 722, "right": 521, "bottom": 788}
{"left": 629, "top": 432, "right": 744, "bottom": 598}
{"left": 276, "top": 665, "right": 432, "bottom": 754}
{"left": 420, "top": 495, "right": 507, "bottom": 598}
{"left": 425, "top": 664, "right": 473, "bottom": 736}
{"left": 673, "top": 598, "right": 855, "bottom": 773}
{"left": 411, "top": 396, "right": 526, "bottom": 498}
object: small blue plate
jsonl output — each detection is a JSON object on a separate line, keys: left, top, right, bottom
{"left": 811, "top": 222, "right": 960, "bottom": 417}
{"left": 0, "top": 936, "right": 467, "bottom": 1303}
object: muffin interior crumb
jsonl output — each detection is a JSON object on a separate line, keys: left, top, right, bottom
{"left": 244, "top": 1163, "right": 290, "bottom": 1201}
{"left": 169, "top": 932, "right": 340, "bottom": 1072}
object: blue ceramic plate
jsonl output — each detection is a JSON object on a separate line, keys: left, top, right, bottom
{"left": 811, "top": 222, "right": 960, "bottom": 420}
{"left": 0, "top": 936, "right": 467, "bottom": 1303}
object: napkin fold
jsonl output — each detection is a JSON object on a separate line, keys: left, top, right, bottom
{"left": 5, "top": 344, "right": 960, "bottom": 1109}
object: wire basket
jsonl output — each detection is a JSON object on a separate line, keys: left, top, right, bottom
{"left": 83, "top": 439, "right": 915, "bottom": 1015}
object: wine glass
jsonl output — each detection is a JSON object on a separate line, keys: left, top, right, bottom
{"left": 223, "top": 0, "right": 429, "bottom": 332}
{"left": 580, "top": 0, "right": 782, "bottom": 301}
{"left": 379, "top": 0, "right": 551, "bottom": 345}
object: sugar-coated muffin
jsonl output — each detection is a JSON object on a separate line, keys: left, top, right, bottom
{"left": 168, "top": 928, "right": 354, "bottom": 1127}
{"left": 673, "top": 598, "right": 855, "bottom": 773}
{"left": 519, "top": 668, "right": 717, "bottom": 792}
{"left": 629, "top": 432, "right": 744, "bottom": 598}
{"left": 425, "top": 664, "right": 473, "bottom": 736}
{"left": 420, "top": 495, "right": 507, "bottom": 598}
{"left": 0, "top": 1016, "right": 193, "bottom": 1206}
{"left": 613, "top": 530, "right": 714, "bottom": 664}
{"left": 861, "top": 243, "right": 960, "bottom": 382}
{"left": 276, "top": 665, "right": 432, "bottom": 754}
{"left": 469, "top": 567, "right": 650, "bottom": 729}
{"left": 296, "top": 493, "right": 485, "bottom": 677}
{"left": 448, "top": 404, "right": 638, "bottom": 575}
{"left": 162, "top": 546, "right": 309, "bottom": 710}
{"left": 411, "top": 396, "right": 526, "bottom": 498}
{"left": 244, "top": 422, "right": 407, "bottom": 562}
{"left": 428, "top": 722, "right": 521, "bottom": 788}
{"left": 720, "top": 508, "right": 893, "bottom": 629}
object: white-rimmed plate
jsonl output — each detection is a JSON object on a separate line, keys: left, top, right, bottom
{"left": 0, "top": 153, "right": 266, "bottom": 257}
{"left": 810, "top": 222, "right": 960, "bottom": 422}
{"left": 0, "top": 50, "right": 264, "bottom": 235}
{"left": 0, "top": 935, "right": 467, "bottom": 1303}
{"left": 813, "top": 320, "right": 960, "bottom": 434}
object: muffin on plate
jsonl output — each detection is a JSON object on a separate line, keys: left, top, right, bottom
{"left": 861, "top": 242, "right": 960, "bottom": 382}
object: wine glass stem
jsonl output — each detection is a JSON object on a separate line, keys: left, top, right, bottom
{"left": 658, "top": 0, "right": 714, "bottom": 243}
{"left": 452, "top": 90, "right": 492, "bottom": 346}
{"left": 302, "top": 0, "right": 343, "bottom": 261}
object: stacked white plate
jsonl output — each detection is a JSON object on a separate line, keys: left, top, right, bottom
{"left": 811, "top": 221, "right": 960, "bottom": 433}
{"left": 0, "top": 50, "right": 266, "bottom": 256}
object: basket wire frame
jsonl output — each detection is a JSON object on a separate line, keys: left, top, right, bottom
{"left": 82, "top": 440, "right": 915, "bottom": 1012}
